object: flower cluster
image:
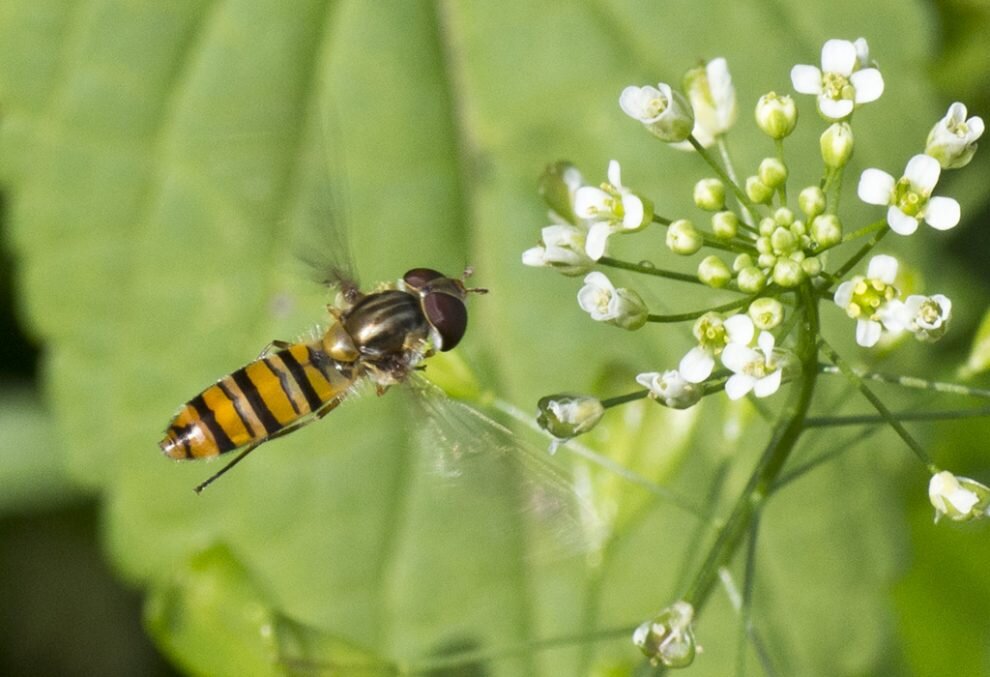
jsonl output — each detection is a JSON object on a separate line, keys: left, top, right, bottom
{"left": 522, "top": 37, "right": 987, "bottom": 668}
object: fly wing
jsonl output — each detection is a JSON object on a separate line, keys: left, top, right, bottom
{"left": 399, "top": 375, "right": 604, "bottom": 567}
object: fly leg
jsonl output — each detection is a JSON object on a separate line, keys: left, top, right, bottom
{"left": 193, "top": 396, "right": 345, "bottom": 494}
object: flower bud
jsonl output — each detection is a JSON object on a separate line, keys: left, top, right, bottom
{"left": 538, "top": 161, "right": 583, "bottom": 223}
{"left": 929, "top": 470, "right": 990, "bottom": 523}
{"left": 577, "top": 272, "right": 648, "bottom": 330}
{"left": 820, "top": 122, "right": 854, "bottom": 169}
{"left": 693, "top": 178, "right": 725, "bottom": 211}
{"left": 711, "top": 210, "right": 738, "bottom": 239}
{"left": 770, "top": 226, "right": 796, "bottom": 253}
{"left": 536, "top": 394, "right": 604, "bottom": 441}
{"left": 736, "top": 266, "right": 767, "bottom": 293}
{"left": 758, "top": 217, "right": 776, "bottom": 237}
{"left": 758, "top": 158, "right": 788, "bottom": 189}
{"left": 666, "top": 219, "right": 703, "bottom": 255}
{"left": 811, "top": 214, "right": 843, "bottom": 249}
{"left": 683, "top": 57, "right": 738, "bottom": 140}
{"left": 633, "top": 601, "right": 697, "bottom": 668}
{"left": 748, "top": 297, "right": 784, "bottom": 330}
{"left": 698, "top": 255, "right": 732, "bottom": 288}
{"left": 772, "top": 258, "right": 804, "bottom": 287}
{"left": 799, "top": 186, "right": 826, "bottom": 218}
{"left": 774, "top": 207, "right": 795, "bottom": 227}
{"left": 746, "top": 176, "right": 774, "bottom": 204}
{"left": 801, "top": 256, "right": 822, "bottom": 277}
{"left": 619, "top": 83, "right": 695, "bottom": 143}
{"left": 755, "top": 92, "right": 797, "bottom": 139}
{"left": 732, "top": 253, "right": 754, "bottom": 272}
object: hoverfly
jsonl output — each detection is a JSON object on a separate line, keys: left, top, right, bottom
{"left": 160, "top": 267, "right": 487, "bottom": 493}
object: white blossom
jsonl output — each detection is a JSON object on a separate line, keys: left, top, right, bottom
{"left": 522, "top": 224, "right": 594, "bottom": 276}
{"left": 679, "top": 313, "right": 753, "bottom": 383}
{"left": 929, "top": 471, "right": 990, "bottom": 523}
{"left": 573, "top": 160, "right": 653, "bottom": 260}
{"left": 675, "top": 57, "right": 737, "bottom": 149}
{"left": 858, "top": 154, "right": 960, "bottom": 236}
{"left": 790, "top": 38, "right": 884, "bottom": 120}
{"left": 636, "top": 370, "right": 702, "bottom": 409}
{"left": 721, "top": 330, "right": 785, "bottom": 400}
{"left": 926, "top": 102, "right": 984, "bottom": 170}
{"left": 883, "top": 294, "right": 953, "bottom": 343}
{"left": 577, "top": 271, "right": 648, "bottom": 330}
{"left": 620, "top": 83, "right": 694, "bottom": 142}
{"left": 833, "top": 255, "right": 900, "bottom": 347}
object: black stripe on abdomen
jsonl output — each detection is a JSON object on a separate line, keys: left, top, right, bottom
{"left": 188, "top": 394, "right": 237, "bottom": 453}
{"left": 277, "top": 350, "right": 324, "bottom": 411}
{"left": 231, "top": 367, "right": 282, "bottom": 436}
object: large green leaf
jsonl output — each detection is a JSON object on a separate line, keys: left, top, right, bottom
{"left": 2, "top": 1, "right": 984, "bottom": 675}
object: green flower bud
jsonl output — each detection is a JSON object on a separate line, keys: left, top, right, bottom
{"left": 711, "top": 210, "right": 738, "bottom": 239}
{"left": 811, "top": 214, "right": 843, "bottom": 249}
{"left": 774, "top": 207, "right": 794, "bottom": 227}
{"left": 756, "top": 236, "right": 773, "bottom": 255}
{"left": 801, "top": 256, "right": 822, "bottom": 277}
{"left": 798, "top": 185, "right": 826, "bottom": 219}
{"left": 770, "top": 226, "right": 796, "bottom": 253}
{"left": 748, "top": 297, "right": 784, "bottom": 330}
{"left": 820, "top": 122, "right": 854, "bottom": 169}
{"left": 536, "top": 394, "right": 604, "bottom": 441}
{"left": 666, "top": 219, "right": 703, "bottom": 255}
{"left": 693, "top": 178, "right": 725, "bottom": 211}
{"left": 698, "top": 255, "right": 732, "bottom": 288}
{"left": 755, "top": 92, "right": 797, "bottom": 139}
{"left": 758, "top": 158, "right": 788, "bottom": 189}
{"left": 772, "top": 258, "right": 804, "bottom": 287}
{"left": 757, "top": 253, "right": 777, "bottom": 269}
{"left": 758, "top": 217, "right": 776, "bottom": 237}
{"left": 746, "top": 176, "right": 774, "bottom": 204}
{"left": 736, "top": 266, "right": 767, "bottom": 293}
{"left": 732, "top": 253, "right": 754, "bottom": 271}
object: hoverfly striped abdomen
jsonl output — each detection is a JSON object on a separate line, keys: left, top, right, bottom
{"left": 159, "top": 343, "right": 349, "bottom": 460}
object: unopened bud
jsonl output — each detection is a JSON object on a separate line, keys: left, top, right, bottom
{"left": 693, "top": 178, "right": 725, "bottom": 211}
{"left": 538, "top": 161, "right": 583, "bottom": 223}
{"left": 536, "top": 394, "right": 604, "bottom": 441}
{"left": 772, "top": 258, "right": 804, "bottom": 287}
{"left": 748, "top": 297, "right": 784, "bottom": 330}
{"left": 755, "top": 92, "right": 797, "bottom": 139}
{"left": 736, "top": 266, "right": 767, "bottom": 293}
{"left": 746, "top": 176, "right": 774, "bottom": 204}
{"left": 758, "top": 158, "right": 788, "bottom": 189}
{"left": 711, "top": 210, "right": 738, "bottom": 239}
{"left": 698, "top": 255, "right": 732, "bottom": 288}
{"left": 811, "top": 214, "right": 843, "bottom": 249}
{"left": 666, "top": 219, "right": 704, "bottom": 255}
{"left": 820, "top": 122, "right": 854, "bottom": 169}
{"left": 799, "top": 186, "right": 826, "bottom": 219}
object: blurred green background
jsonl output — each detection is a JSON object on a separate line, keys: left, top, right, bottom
{"left": 3, "top": 1, "right": 990, "bottom": 675}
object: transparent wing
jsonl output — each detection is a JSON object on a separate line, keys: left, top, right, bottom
{"left": 399, "top": 375, "right": 604, "bottom": 567}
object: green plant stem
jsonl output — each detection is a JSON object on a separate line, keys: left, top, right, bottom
{"left": 598, "top": 256, "right": 702, "bottom": 286}
{"left": 828, "top": 224, "right": 890, "bottom": 284}
{"left": 818, "top": 338, "right": 936, "bottom": 471}
{"left": 805, "top": 407, "right": 990, "bottom": 427}
{"left": 818, "top": 365, "right": 990, "bottom": 399}
{"left": 774, "top": 138, "right": 787, "bottom": 205}
{"left": 693, "top": 135, "right": 761, "bottom": 228}
{"left": 647, "top": 295, "right": 756, "bottom": 324}
{"left": 681, "top": 282, "right": 819, "bottom": 612}
{"left": 824, "top": 165, "right": 844, "bottom": 215}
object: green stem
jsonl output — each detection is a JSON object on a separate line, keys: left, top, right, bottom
{"left": 601, "top": 390, "right": 649, "bottom": 408}
{"left": 647, "top": 295, "right": 756, "bottom": 324}
{"left": 818, "top": 365, "right": 990, "bottom": 400}
{"left": 598, "top": 256, "right": 704, "bottom": 286}
{"left": 774, "top": 138, "right": 787, "bottom": 205}
{"left": 681, "top": 283, "right": 819, "bottom": 610}
{"left": 828, "top": 224, "right": 890, "bottom": 284}
{"left": 818, "top": 338, "right": 936, "bottom": 471}
{"left": 693, "top": 135, "right": 761, "bottom": 228}
{"left": 805, "top": 407, "right": 990, "bottom": 427}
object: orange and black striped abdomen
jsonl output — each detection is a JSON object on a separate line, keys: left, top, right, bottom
{"left": 159, "top": 342, "right": 351, "bottom": 460}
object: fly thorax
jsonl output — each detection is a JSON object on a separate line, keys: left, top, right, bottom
{"left": 342, "top": 290, "right": 431, "bottom": 360}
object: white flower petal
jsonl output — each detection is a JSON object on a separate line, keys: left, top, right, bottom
{"left": 887, "top": 206, "right": 919, "bottom": 235}
{"left": 621, "top": 194, "right": 645, "bottom": 230}
{"left": 585, "top": 222, "right": 612, "bottom": 260}
{"left": 834, "top": 280, "right": 854, "bottom": 308}
{"left": 721, "top": 342, "right": 758, "bottom": 373}
{"left": 850, "top": 68, "right": 884, "bottom": 103}
{"left": 724, "top": 314, "right": 755, "bottom": 346}
{"left": 753, "top": 369, "right": 782, "bottom": 398}
{"left": 573, "top": 187, "right": 609, "bottom": 218}
{"left": 969, "top": 115, "right": 985, "bottom": 138}
{"left": 725, "top": 374, "right": 755, "bottom": 400}
{"left": 924, "top": 196, "right": 961, "bottom": 230}
{"left": 757, "top": 331, "right": 775, "bottom": 356}
{"left": 867, "top": 254, "right": 898, "bottom": 283}
{"left": 607, "top": 160, "right": 622, "bottom": 188}
{"left": 856, "top": 319, "right": 883, "bottom": 347}
{"left": 858, "top": 168, "right": 895, "bottom": 205}
{"left": 818, "top": 97, "right": 854, "bottom": 120}
{"left": 821, "top": 39, "right": 856, "bottom": 76}
{"left": 636, "top": 372, "right": 660, "bottom": 391}
{"left": 904, "top": 154, "right": 941, "bottom": 193}
{"left": 619, "top": 87, "right": 645, "bottom": 119}
{"left": 679, "top": 347, "right": 714, "bottom": 383}
{"left": 790, "top": 65, "right": 822, "bottom": 94}
{"left": 522, "top": 246, "right": 547, "bottom": 267}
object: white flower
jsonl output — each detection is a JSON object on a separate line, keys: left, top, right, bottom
{"left": 882, "top": 294, "right": 953, "bottom": 343}
{"left": 619, "top": 82, "right": 695, "bottom": 143}
{"left": 833, "top": 255, "right": 900, "bottom": 347}
{"left": 522, "top": 224, "right": 594, "bottom": 276}
{"left": 573, "top": 160, "right": 653, "bottom": 260}
{"left": 929, "top": 470, "right": 990, "bottom": 523}
{"left": 791, "top": 38, "right": 884, "bottom": 120}
{"left": 674, "top": 57, "right": 737, "bottom": 149}
{"left": 536, "top": 394, "right": 605, "bottom": 442}
{"left": 926, "top": 102, "right": 984, "bottom": 170}
{"left": 858, "top": 154, "right": 960, "bottom": 236}
{"left": 721, "top": 330, "right": 784, "bottom": 400}
{"left": 679, "top": 313, "right": 753, "bottom": 383}
{"left": 577, "top": 271, "right": 648, "bottom": 330}
{"left": 636, "top": 370, "right": 702, "bottom": 409}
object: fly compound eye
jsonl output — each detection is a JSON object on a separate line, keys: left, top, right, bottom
{"left": 423, "top": 291, "right": 468, "bottom": 351}
{"left": 403, "top": 268, "right": 445, "bottom": 292}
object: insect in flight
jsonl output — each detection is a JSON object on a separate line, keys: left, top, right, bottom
{"left": 159, "top": 266, "right": 488, "bottom": 493}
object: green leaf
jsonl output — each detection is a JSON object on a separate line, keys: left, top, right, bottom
{"left": 960, "top": 305, "right": 990, "bottom": 379}
{"left": 1, "top": 1, "right": 979, "bottom": 675}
